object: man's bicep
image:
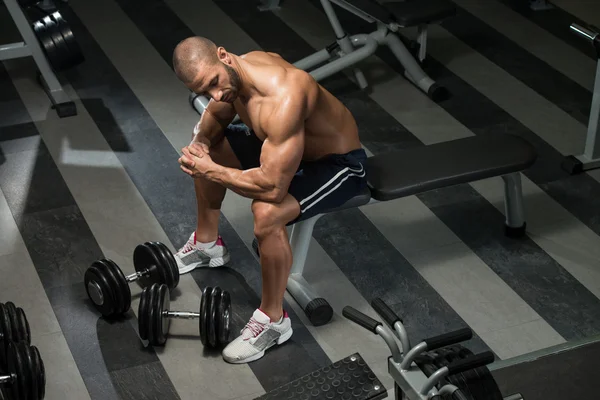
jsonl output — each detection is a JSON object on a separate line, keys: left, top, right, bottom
{"left": 259, "top": 130, "right": 304, "bottom": 185}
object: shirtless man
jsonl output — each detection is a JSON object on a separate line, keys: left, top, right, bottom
{"left": 173, "top": 36, "right": 367, "bottom": 364}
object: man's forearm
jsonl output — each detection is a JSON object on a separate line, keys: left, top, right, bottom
{"left": 206, "top": 163, "right": 283, "bottom": 202}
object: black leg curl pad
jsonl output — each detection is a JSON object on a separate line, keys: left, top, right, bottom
{"left": 0, "top": 341, "right": 46, "bottom": 400}
{"left": 138, "top": 283, "right": 231, "bottom": 349}
{"left": 84, "top": 241, "right": 179, "bottom": 318}
{"left": 0, "top": 302, "right": 31, "bottom": 371}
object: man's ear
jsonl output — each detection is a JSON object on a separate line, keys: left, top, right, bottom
{"left": 216, "top": 47, "right": 231, "bottom": 64}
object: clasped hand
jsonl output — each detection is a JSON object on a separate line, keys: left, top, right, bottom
{"left": 179, "top": 142, "right": 213, "bottom": 178}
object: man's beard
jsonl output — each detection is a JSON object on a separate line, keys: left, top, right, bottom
{"left": 224, "top": 63, "right": 241, "bottom": 101}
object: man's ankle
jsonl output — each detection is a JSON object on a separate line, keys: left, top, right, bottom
{"left": 259, "top": 307, "right": 283, "bottom": 323}
{"left": 194, "top": 230, "right": 218, "bottom": 244}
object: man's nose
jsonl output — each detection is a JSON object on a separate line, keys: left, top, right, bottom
{"left": 210, "top": 90, "right": 222, "bottom": 101}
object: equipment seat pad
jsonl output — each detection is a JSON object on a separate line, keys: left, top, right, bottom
{"left": 365, "top": 134, "right": 537, "bottom": 201}
{"left": 339, "top": 0, "right": 456, "bottom": 27}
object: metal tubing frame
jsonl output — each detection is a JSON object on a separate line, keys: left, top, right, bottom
{"left": 285, "top": 215, "right": 324, "bottom": 309}
{"left": 286, "top": 175, "right": 527, "bottom": 322}
{"left": 291, "top": 0, "right": 436, "bottom": 95}
{"left": 502, "top": 173, "right": 525, "bottom": 229}
{"left": 2, "top": 0, "right": 72, "bottom": 108}
{"left": 577, "top": 60, "right": 600, "bottom": 169}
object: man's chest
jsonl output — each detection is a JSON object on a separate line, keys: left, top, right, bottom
{"left": 234, "top": 99, "right": 268, "bottom": 140}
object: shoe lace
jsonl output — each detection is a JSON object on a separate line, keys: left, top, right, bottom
{"left": 180, "top": 238, "right": 196, "bottom": 254}
{"left": 242, "top": 317, "right": 265, "bottom": 339}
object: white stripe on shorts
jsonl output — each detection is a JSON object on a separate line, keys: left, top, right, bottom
{"left": 299, "top": 164, "right": 366, "bottom": 213}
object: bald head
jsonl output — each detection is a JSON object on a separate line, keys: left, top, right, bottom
{"left": 172, "top": 36, "right": 219, "bottom": 84}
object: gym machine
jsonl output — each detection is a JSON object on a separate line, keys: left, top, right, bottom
{"left": 562, "top": 23, "right": 600, "bottom": 174}
{"left": 189, "top": 0, "right": 455, "bottom": 120}
{"left": 1, "top": 0, "right": 83, "bottom": 117}
{"left": 84, "top": 241, "right": 180, "bottom": 318}
{"left": 137, "top": 283, "right": 231, "bottom": 349}
{"left": 342, "top": 298, "right": 524, "bottom": 400}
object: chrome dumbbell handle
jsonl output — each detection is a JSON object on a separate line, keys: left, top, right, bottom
{"left": 164, "top": 311, "right": 200, "bottom": 319}
{"left": 125, "top": 268, "right": 151, "bottom": 283}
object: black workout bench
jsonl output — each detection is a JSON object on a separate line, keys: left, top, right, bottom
{"left": 254, "top": 134, "right": 537, "bottom": 327}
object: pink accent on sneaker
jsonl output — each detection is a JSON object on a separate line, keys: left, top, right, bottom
{"left": 216, "top": 236, "right": 224, "bottom": 246}
{"left": 193, "top": 231, "right": 197, "bottom": 243}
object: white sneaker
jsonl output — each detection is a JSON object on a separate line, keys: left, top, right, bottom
{"left": 174, "top": 231, "right": 230, "bottom": 274}
{"left": 222, "top": 309, "right": 293, "bottom": 364}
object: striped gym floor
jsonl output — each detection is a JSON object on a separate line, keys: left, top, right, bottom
{"left": 1, "top": 0, "right": 599, "bottom": 398}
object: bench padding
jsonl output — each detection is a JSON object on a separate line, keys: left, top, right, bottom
{"left": 365, "top": 134, "right": 537, "bottom": 201}
{"left": 341, "top": 0, "right": 456, "bottom": 27}
{"left": 386, "top": 0, "right": 457, "bottom": 27}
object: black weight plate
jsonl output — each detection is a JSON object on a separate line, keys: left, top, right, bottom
{"left": 32, "top": 345, "right": 46, "bottom": 400}
{"left": 148, "top": 242, "right": 177, "bottom": 290}
{"left": 84, "top": 262, "right": 117, "bottom": 317}
{"left": 208, "top": 287, "right": 221, "bottom": 348}
{"left": 138, "top": 285, "right": 151, "bottom": 341}
{"left": 133, "top": 242, "right": 164, "bottom": 288}
{"left": 199, "top": 287, "right": 212, "bottom": 346}
{"left": 102, "top": 259, "right": 131, "bottom": 314}
{"left": 32, "top": 19, "right": 61, "bottom": 71}
{"left": 217, "top": 290, "right": 231, "bottom": 345}
{"left": 152, "top": 283, "right": 170, "bottom": 346}
{"left": 23, "top": 344, "right": 38, "bottom": 400}
{"left": 41, "top": 15, "right": 70, "bottom": 71}
{"left": 6, "top": 341, "right": 30, "bottom": 400}
{"left": 158, "top": 242, "right": 179, "bottom": 289}
{"left": 3, "top": 303, "right": 20, "bottom": 344}
{"left": 147, "top": 283, "right": 158, "bottom": 346}
{"left": 0, "top": 304, "right": 13, "bottom": 368}
{"left": 51, "top": 11, "right": 84, "bottom": 67}
{"left": 89, "top": 259, "right": 128, "bottom": 316}
{"left": 16, "top": 308, "right": 31, "bottom": 346}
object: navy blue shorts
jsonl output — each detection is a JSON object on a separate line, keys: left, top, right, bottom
{"left": 224, "top": 123, "right": 368, "bottom": 225}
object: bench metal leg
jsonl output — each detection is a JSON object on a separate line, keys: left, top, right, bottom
{"left": 383, "top": 31, "right": 445, "bottom": 101}
{"left": 286, "top": 214, "right": 334, "bottom": 326}
{"left": 502, "top": 173, "right": 526, "bottom": 238}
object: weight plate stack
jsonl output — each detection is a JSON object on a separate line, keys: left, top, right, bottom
{"left": 5, "top": 341, "right": 45, "bottom": 400}
{"left": 199, "top": 286, "right": 231, "bottom": 348}
{"left": 31, "top": 10, "right": 85, "bottom": 72}
{"left": 133, "top": 242, "right": 179, "bottom": 290}
{"left": 414, "top": 344, "right": 503, "bottom": 400}
{"left": 84, "top": 259, "right": 131, "bottom": 317}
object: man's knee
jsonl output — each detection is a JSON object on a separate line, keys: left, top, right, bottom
{"left": 252, "top": 197, "right": 299, "bottom": 239}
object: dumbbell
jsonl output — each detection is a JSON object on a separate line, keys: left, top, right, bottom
{"left": 84, "top": 241, "right": 180, "bottom": 318}
{"left": 0, "top": 303, "right": 31, "bottom": 370}
{"left": 138, "top": 283, "right": 231, "bottom": 348}
{"left": 0, "top": 341, "right": 45, "bottom": 400}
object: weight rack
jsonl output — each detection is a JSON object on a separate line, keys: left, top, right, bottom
{"left": 0, "top": 0, "right": 76, "bottom": 117}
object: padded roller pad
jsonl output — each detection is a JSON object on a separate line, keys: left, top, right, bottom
{"left": 365, "top": 134, "right": 536, "bottom": 202}
{"left": 338, "top": 0, "right": 455, "bottom": 27}
{"left": 255, "top": 353, "right": 387, "bottom": 400}
{"left": 386, "top": 0, "right": 457, "bottom": 27}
